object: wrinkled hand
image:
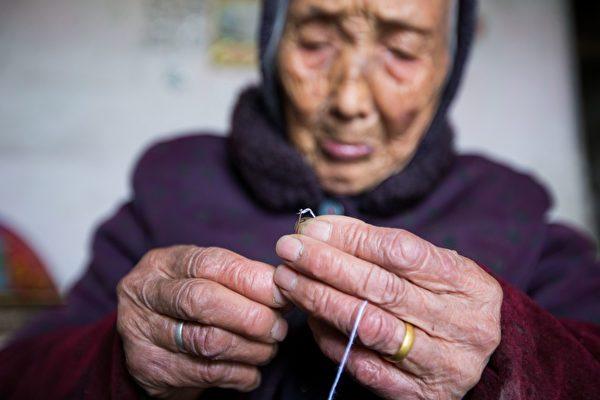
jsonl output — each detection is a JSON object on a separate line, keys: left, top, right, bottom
{"left": 117, "top": 246, "right": 288, "bottom": 399}
{"left": 274, "top": 216, "right": 502, "bottom": 400}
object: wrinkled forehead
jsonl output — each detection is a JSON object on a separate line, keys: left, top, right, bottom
{"left": 287, "top": 0, "right": 453, "bottom": 34}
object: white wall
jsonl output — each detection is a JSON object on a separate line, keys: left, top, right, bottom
{"left": 0, "top": 0, "right": 594, "bottom": 292}
{"left": 453, "top": 0, "right": 592, "bottom": 232}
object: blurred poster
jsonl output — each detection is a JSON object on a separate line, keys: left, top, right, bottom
{"left": 209, "top": 0, "right": 259, "bottom": 66}
{"left": 141, "top": 0, "right": 206, "bottom": 49}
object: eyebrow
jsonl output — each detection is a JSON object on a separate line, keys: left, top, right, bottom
{"left": 293, "top": 6, "right": 432, "bottom": 38}
{"left": 377, "top": 16, "right": 433, "bottom": 37}
{"left": 293, "top": 6, "right": 341, "bottom": 27}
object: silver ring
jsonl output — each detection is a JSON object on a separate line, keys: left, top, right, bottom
{"left": 174, "top": 321, "right": 185, "bottom": 352}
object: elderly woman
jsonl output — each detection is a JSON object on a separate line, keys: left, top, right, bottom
{"left": 1, "top": 0, "right": 599, "bottom": 398}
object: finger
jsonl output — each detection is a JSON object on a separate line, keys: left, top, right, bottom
{"left": 275, "top": 265, "right": 438, "bottom": 373}
{"left": 171, "top": 246, "right": 287, "bottom": 308}
{"left": 148, "top": 313, "right": 278, "bottom": 366}
{"left": 308, "top": 317, "right": 424, "bottom": 399}
{"left": 147, "top": 346, "right": 262, "bottom": 393}
{"left": 296, "top": 215, "right": 483, "bottom": 293}
{"left": 146, "top": 278, "right": 288, "bottom": 343}
{"left": 275, "top": 233, "right": 449, "bottom": 329}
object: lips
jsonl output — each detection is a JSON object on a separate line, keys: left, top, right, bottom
{"left": 320, "top": 138, "right": 374, "bottom": 161}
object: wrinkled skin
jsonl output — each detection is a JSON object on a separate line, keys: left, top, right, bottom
{"left": 275, "top": 216, "right": 502, "bottom": 399}
{"left": 274, "top": 3, "right": 503, "bottom": 397}
{"left": 278, "top": 0, "right": 452, "bottom": 195}
{"left": 117, "top": 0, "right": 503, "bottom": 398}
{"left": 117, "top": 246, "right": 288, "bottom": 399}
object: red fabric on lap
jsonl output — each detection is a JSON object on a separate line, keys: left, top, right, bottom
{"left": 0, "top": 313, "right": 139, "bottom": 399}
{"left": 466, "top": 264, "right": 600, "bottom": 399}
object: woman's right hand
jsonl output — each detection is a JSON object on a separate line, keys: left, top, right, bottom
{"left": 116, "top": 246, "right": 289, "bottom": 399}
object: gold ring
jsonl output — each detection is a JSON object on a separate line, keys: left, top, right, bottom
{"left": 386, "top": 322, "right": 415, "bottom": 363}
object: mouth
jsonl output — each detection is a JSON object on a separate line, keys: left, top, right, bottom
{"left": 319, "top": 138, "right": 374, "bottom": 162}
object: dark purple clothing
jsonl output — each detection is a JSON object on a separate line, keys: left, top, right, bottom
{"left": 2, "top": 0, "right": 600, "bottom": 395}
{"left": 1, "top": 127, "right": 599, "bottom": 399}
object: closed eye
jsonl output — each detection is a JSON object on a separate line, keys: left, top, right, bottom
{"left": 388, "top": 47, "right": 417, "bottom": 61}
{"left": 300, "top": 40, "right": 331, "bottom": 51}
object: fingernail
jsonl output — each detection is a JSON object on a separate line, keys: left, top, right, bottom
{"left": 272, "top": 286, "right": 287, "bottom": 306}
{"left": 271, "top": 318, "right": 288, "bottom": 342}
{"left": 276, "top": 236, "right": 303, "bottom": 262}
{"left": 274, "top": 265, "right": 298, "bottom": 291}
{"left": 299, "top": 219, "right": 331, "bottom": 242}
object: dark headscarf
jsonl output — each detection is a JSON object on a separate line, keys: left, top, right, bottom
{"left": 229, "top": 0, "right": 479, "bottom": 215}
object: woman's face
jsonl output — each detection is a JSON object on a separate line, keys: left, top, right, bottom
{"left": 278, "top": 0, "right": 453, "bottom": 195}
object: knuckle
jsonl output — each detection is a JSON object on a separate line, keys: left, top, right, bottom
{"left": 360, "top": 310, "right": 396, "bottom": 351}
{"left": 386, "top": 230, "right": 428, "bottom": 270}
{"left": 173, "top": 279, "right": 206, "bottom": 319}
{"left": 198, "top": 362, "right": 230, "bottom": 386}
{"left": 184, "top": 246, "right": 211, "bottom": 277}
{"left": 343, "top": 221, "right": 370, "bottom": 255}
{"left": 468, "top": 315, "right": 501, "bottom": 352}
{"left": 117, "top": 274, "right": 147, "bottom": 308}
{"left": 182, "top": 246, "right": 205, "bottom": 277}
{"left": 311, "top": 246, "right": 346, "bottom": 281}
{"left": 223, "top": 256, "right": 256, "bottom": 293}
{"left": 468, "top": 269, "right": 504, "bottom": 307}
{"left": 483, "top": 319, "right": 502, "bottom": 350}
{"left": 194, "top": 326, "right": 234, "bottom": 360}
{"left": 312, "top": 245, "right": 334, "bottom": 272}
{"left": 464, "top": 367, "right": 484, "bottom": 390}
{"left": 116, "top": 277, "right": 128, "bottom": 299}
{"left": 139, "top": 278, "right": 157, "bottom": 309}
{"left": 186, "top": 246, "right": 231, "bottom": 278}
{"left": 118, "top": 271, "right": 142, "bottom": 299}
{"left": 487, "top": 278, "right": 504, "bottom": 303}
{"left": 143, "top": 248, "right": 164, "bottom": 268}
{"left": 200, "top": 246, "right": 230, "bottom": 268}
{"left": 173, "top": 280, "right": 193, "bottom": 317}
{"left": 244, "top": 306, "right": 271, "bottom": 338}
{"left": 353, "top": 358, "right": 384, "bottom": 388}
{"left": 366, "top": 267, "right": 406, "bottom": 310}
{"left": 455, "top": 360, "right": 485, "bottom": 392}
{"left": 307, "top": 284, "right": 332, "bottom": 318}
{"left": 434, "top": 248, "right": 463, "bottom": 283}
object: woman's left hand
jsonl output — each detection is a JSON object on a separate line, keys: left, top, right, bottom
{"left": 274, "top": 215, "right": 502, "bottom": 400}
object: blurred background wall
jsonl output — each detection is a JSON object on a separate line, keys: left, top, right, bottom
{"left": 0, "top": 0, "right": 596, "bottom": 293}
{"left": 574, "top": 1, "right": 600, "bottom": 244}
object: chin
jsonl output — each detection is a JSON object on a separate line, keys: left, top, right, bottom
{"left": 321, "top": 180, "right": 364, "bottom": 196}
{"left": 317, "top": 166, "right": 383, "bottom": 196}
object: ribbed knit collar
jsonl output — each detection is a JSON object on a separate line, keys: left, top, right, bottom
{"left": 229, "top": 0, "right": 477, "bottom": 216}
{"left": 228, "top": 87, "right": 456, "bottom": 216}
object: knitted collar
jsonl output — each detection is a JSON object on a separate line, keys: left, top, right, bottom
{"left": 230, "top": 0, "right": 477, "bottom": 216}
{"left": 228, "top": 86, "right": 456, "bottom": 216}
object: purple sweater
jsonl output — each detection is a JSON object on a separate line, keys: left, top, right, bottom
{"left": 2, "top": 0, "right": 598, "bottom": 395}
{"left": 1, "top": 110, "right": 599, "bottom": 397}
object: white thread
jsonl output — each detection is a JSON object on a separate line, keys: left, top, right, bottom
{"left": 293, "top": 208, "right": 366, "bottom": 398}
{"left": 298, "top": 208, "right": 316, "bottom": 218}
{"left": 327, "top": 300, "right": 369, "bottom": 400}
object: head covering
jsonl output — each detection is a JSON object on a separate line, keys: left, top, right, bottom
{"left": 258, "top": 0, "right": 476, "bottom": 129}
{"left": 228, "top": 0, "right": 479, "bottom": 215}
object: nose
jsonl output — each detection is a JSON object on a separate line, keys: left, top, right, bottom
{"left": 330, "top": 51, "right": 374, "bottom": 123}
